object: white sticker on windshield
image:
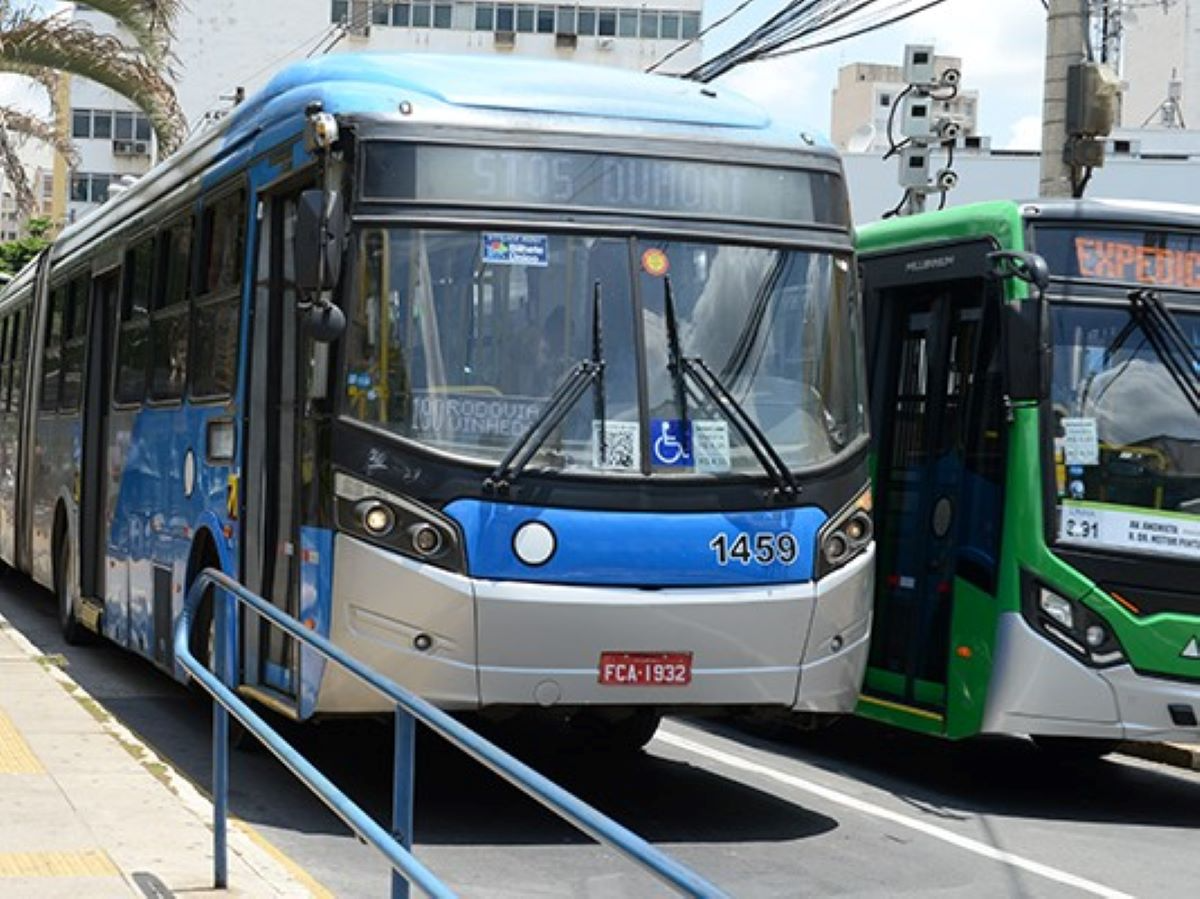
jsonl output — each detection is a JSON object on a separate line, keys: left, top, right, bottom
{"left": 693, "top": 420, "right": 731, "bottom": 473}
{"left": 1060, "top": 502, "right": 1200, "bottom": 561}
{"left": 1062, "top": 417, "right": 1100, "bottom": 466}
{"left": 592, "top": 421, "right": 640, "bottom": 471}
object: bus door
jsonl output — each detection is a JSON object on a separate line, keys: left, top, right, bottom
{"left": 861, "top": 241, "right": 1006, "bottom": 732}
{"left": 79, "top": 267, "right": 120, "bottom": 617}
{"left": 243, "top": 185, "right": 307, "bottom": 707}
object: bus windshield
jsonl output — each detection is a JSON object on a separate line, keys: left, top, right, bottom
{"left": 1050, "top": 301, "right": 1200, "bottom": 557}
{"left": 342, "top": 228, "right": 866, "bottom": 477}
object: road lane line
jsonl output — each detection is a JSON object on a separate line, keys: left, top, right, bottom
{"left": 657, "top": 729, "right": 1134, "bottom": 899}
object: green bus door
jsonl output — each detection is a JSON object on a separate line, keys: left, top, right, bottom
{"left": 861, "top": 244, "right": 1007, "bottom": 734}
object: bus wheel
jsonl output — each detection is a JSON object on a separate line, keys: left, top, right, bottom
{"left": 56, "top": 541, "right": 90, "bottom": 646}
{"left": 191, "top": 583, "right": 254, "bottom": 752}
{"left": 1031, "top": 736, "right": 1121, "bottom": 762}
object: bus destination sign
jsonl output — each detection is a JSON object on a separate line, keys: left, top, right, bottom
{"left": 1075, "top": 236, "right": 1200, "bottom": 290}
{"left": 1035, "top": 226, "right": 1200, "bottom": 291}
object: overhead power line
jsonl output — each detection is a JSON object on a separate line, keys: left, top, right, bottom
{"left": 671, "top": 0, "right": 957, "bottom": 83}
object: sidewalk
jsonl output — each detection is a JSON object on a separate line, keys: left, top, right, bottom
{"left": 0, "top": 614, "right": 326, "bottom": 898}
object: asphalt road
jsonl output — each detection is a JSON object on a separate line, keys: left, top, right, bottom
{"left": 2, "top": 569, "right": 1197, "bottom": 898}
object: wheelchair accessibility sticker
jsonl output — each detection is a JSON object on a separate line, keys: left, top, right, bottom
{"left": 651, "top": 419, "right": 730, "bottom": 471}
{"left": 652, "top": 419, "right": 692, "bottom": 467}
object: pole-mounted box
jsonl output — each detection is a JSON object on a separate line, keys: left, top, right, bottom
{"left": 1066, "top": 62, "right": 1121, "bottom": 137}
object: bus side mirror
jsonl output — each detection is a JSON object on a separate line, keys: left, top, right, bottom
{"left": 988, "top": 250, "right": 1050, "bottom": 300}
{"left": 295, "top": 189, "right": 345, "bottom": 294}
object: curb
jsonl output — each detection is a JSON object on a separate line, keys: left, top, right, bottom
{"left": 1117, "top": 741, "right": 1200, "bottom": 771}
{"left": 0, "top": 613, "right": 328, "bottom": 897}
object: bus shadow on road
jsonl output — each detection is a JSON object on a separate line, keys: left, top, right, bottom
{"left": 710, "top": 714, "right": 1200, "bottom": 830}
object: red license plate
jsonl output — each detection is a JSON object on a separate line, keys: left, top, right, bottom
{"left": 598, "top": 652, "right": 693, "bottom": 687}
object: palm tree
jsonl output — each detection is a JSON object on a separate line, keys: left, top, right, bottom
{"left": 0, "top": 0, "right": 186, "bottom": 216}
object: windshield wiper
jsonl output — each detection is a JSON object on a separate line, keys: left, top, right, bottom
{"left": 662, "top": 276, "right": 800, "bottom": 498}
{"left": 1126, "top": 289, "right": 1200, "bottom": 417}
{"left": 484, "top": 286, "right": 606, "bottom": 493}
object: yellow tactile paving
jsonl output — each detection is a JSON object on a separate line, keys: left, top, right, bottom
{"left": 0, "top": 708, "right": 43, "bottom": 774}
{"left": 0, "top": 850, "right": 119, "bottom": 878}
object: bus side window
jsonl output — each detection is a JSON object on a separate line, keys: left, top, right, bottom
{"left": 41, "top": 285, "right": 65, "bottom": 412}
{"left": 190, "top": 189, "right": 245, "bottom": 402}
{"left": 149, "top": 216, "right": 193, "bottom": 402}
{"left": 0, "top": 316, "right": 10, "bottom": 414}
{"left": 11, "top": 308, "right": 26, "bottom": 417}
{"left": 116, "top": 238, "right": 154, "bottom": 406}
{"left": 60, "top": 275, "right": 91, "bottom": 412}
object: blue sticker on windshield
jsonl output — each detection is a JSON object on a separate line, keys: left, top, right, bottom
{"left": 651, "top": 419, "right": 693, "bottom": 467}
{"left": 482, "top": 233, "right": 549, "bottom": 267}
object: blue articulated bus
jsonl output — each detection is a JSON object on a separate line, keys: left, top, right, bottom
{"left": 0, "top": 53, "right": 873, "bottom": 749}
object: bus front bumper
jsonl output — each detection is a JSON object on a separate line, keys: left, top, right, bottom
{"left": 314, "top": 534, "right": 872, "bottom": 716}
{"left": 983, "top": 612, "right": 1200, "bottom": 743}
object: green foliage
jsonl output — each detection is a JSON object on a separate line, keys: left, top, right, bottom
{"left": 0, "top": 216, "right": 53, "bottom": 276}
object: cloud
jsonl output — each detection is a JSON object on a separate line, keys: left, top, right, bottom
{"left": 1005, "top": 114, "right": 1043, "bottom": 150}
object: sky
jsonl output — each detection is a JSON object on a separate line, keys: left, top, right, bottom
{"left": 703, "top": 0, "right": 1051, "bottom": 149}
{"left": 2, "top": 0, "right": 1052, "bottom": 150}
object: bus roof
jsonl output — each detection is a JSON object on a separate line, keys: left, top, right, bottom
{"left": 226, "top": 52, "right": 830, "bottom": 150}
{"left": 26, "top": 53, "right": 834, "bottom": 284}
{"left": 857, "top": 197, "right": 1200, "bottom": 256}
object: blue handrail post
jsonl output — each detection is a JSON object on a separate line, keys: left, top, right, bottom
{"left": 391, "top": 709, "right": 416, "bottom": 899}
{"left": 213, "top": 583, "right": 231, "bottom": 889}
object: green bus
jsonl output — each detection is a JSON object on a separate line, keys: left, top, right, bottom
{"left": 856, "top": 199, "right": 1200, "bottom": 755}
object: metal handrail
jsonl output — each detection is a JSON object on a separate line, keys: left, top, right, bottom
{"left": 174, "top": 567, "right": 727, "bottom": 899}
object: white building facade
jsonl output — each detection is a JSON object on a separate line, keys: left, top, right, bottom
{"left": 1119, "top": 0, "right": 1195, "bottom": 130}
{"left": 66, "top": 0, "right": 702, "bottom": 220}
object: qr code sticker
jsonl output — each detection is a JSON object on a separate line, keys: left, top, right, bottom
{"left": 593, "top": 421, "right": 640, "bottom": 471}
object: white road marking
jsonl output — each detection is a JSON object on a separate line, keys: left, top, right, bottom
{"left": 657, "top": 729, "right": 1134, "bottom": 899}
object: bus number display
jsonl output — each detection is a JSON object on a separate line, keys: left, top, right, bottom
{"left": 709, "top": 532, "right": 799, "bottom": 566}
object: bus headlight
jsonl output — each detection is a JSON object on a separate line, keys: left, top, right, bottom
{"left": 816, "top": 485, "right": 873, "bottom": 579}
{"left": 1022, "top": 576, "right": 1125, "bottom": 668}
{"left": 358, "top": 501, "right": 395, "bottom": 537}
{"left": 336, "top": 473, "right": 465, "bottom": 574}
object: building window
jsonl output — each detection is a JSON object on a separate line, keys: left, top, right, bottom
{"left": 412, "top": 2, "right": 431, "bottom": 26}
{"left": 556, "top": 5, "right": 574, "bottom": 33}
{"left": 72, "top": 109, "right": 91, "bottom": 139}
{"left": 475, "top": 3, "right": 493, "bottom": 28}
{"left": 598, "top": 9, "right": 616, "bottom": 35}
{"left": 660, "top": 12, "right": 679, "bottom": 38}
{"left": 680, "top": 12, "right": 699, "bottom": 38}
{"left": 879, "top": 93, "right": 892, "bottom": 107}
{"left": 433, "top": 2, "right": 452, "bottom": 27}
{"left": 537, "top": 6, "right": 554, "bottom": 33}
{"left": 618, "top": 8, "right": 637, "bottom": 37}
{"left": 639, "top": 10, "right": 657, "bottom": 38}
{"left": 393, "top": 2, "right": 410, "bottom": 25}
{"left": 331, "top": 0, "right": 349, "bottom": 23}
{"left": 578, "top": 7, "right": 596, "bottom": 34}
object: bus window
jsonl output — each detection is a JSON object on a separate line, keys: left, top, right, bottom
{"left": 0, "top": 317, "right": 10, "bottom": 413}
{"left": 11, "top": 308, "right": 25, "bottom": 416}
{"left": 60, "top": 276, "right": 91, "bottom": 412}
{"left": 41, "top": 285, "right": 64, "bottom": 412}
{"left": 116, "top": 238, "right": 154, "bottom": 405}
{"left": 190, "top": 190, "right": 245, "bottom": 401}
{"left": 150, "top": 217, "right": 193, "bottom": 402}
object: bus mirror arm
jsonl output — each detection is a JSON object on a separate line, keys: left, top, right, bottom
{"left": 295, "top": 188, "right": 347, "bottom": 342}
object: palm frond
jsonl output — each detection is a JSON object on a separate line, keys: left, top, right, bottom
{"left": 0, "top": 116, "right": 36, "bottom": 218}
{"left": 0, "top": 16, "right": 187, "bottom": 153}
{"left": 0, "top": 104, "right": 77, "bottom": 163}
{"left": 68, "top": 0, "right": 181, "bottom": 67}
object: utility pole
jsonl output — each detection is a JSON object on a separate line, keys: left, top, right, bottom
{"left": 1040, "top": 0, "right": 1089, "bottom": 197}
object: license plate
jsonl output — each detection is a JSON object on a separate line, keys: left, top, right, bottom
{"left": 598, "top": 652, "right": 693, "bottom": 686}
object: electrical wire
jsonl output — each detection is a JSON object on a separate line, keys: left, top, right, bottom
{"left": 682, "top": 0, "right": 956, "bottom": 83}
{"left": 645, "top": 0, "right": 765, "bottom": 73}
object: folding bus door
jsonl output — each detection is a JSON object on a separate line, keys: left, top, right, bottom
{"left": 861, "top": 247, "right": 1006, "bottom": 732}
{"left": 243, "top": 185, "right": 309, "bottom": 710}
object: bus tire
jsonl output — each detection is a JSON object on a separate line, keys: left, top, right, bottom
{"left": 55, "top": 540, "right": 90, "bottom": 646}
{"left": 1031, "top": 735, "right": 1121, "bottom": 762}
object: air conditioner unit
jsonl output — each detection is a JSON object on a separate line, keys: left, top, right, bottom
{"left": 494, "top": 30, "right": 515, "bottom": 48}
{"left": 113, "top": 139, "right": 150, "bottom": 157}
{"left": 555, "top": 32, "right": 577, "bottom": 49}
